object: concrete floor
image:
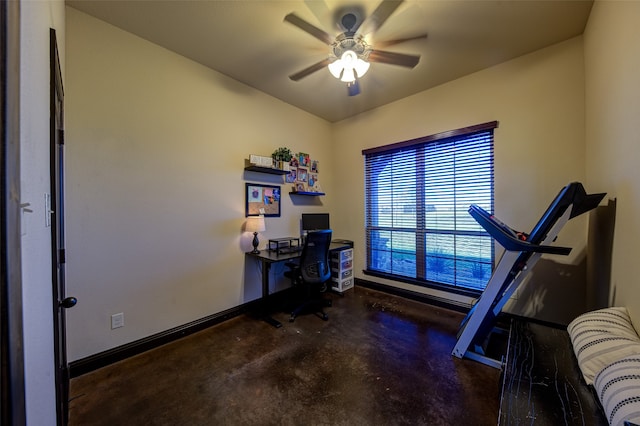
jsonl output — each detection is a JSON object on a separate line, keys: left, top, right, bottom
{"left": 69, "top": 287, "right": 501, "bottom": 425}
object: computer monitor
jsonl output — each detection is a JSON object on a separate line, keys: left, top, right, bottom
{"left": 301, "top": 213, "right": 330, "bottom": 231}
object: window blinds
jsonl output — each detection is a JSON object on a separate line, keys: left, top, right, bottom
{"left": 363, "top": 122, "right": 497, "bottom": 292}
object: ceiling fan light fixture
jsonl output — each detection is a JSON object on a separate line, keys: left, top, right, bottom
{"left": 329, "top": 49, "right": 370, "bottom": 83}
{"left": 340, "top": 67, "right": 356, "bottom": 83}
{"left": 285, "top": 1, "right": 425, "bottom": 97}
{"left": 328, "top": 60, "right": 343, "bottom": 79}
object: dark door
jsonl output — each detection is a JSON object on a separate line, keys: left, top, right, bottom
{"left": 50, "top": 29, "right": 76, "bottom": 426}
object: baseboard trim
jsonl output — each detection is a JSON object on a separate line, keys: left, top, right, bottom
{"left": 70, "top": 281, "right": 472, "bottom": 378}
{"left": 354, "top": 278, "right": 472, "bottom": 313}
{"left": 68, "top": 300, "right": 258, "bottom": 378}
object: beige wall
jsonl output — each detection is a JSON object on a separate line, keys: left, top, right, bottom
{"left": 65, "top": 8, "right": 332, "bottom": 361}
{"left": 20, "top": 0, "right": 66, "bottom": 422}
{"left": 331, "top": 37, "right": 588, "bottom": 318}
{"left": 584, "top": 1, "right": 640, "bottom": 326}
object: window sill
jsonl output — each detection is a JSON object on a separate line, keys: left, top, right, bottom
{"left": 362, "top": 269, "right": 483, "bottom": 299}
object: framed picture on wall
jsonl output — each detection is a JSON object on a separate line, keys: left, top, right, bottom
{"left": 245, "top": 183, "right": 281, "bottom": 217}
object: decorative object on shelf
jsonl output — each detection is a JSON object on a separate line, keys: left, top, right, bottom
{"left": 297, "top": 167, "right": 308, "bottom": 183}
{"left": 246, "top": 215, "right": 266, "bottom": 254}
{"left": 272, "top": 147, "right": 293, "bottom": 171}
{"left": 309, "top": 173, "right": 317, "bottom": 188}
{"left": 246, "top": 183, "right": 281, "bottom": 217}
{"left": 286, "top": 168, "right": 297, "bottom": 183}
{"left": 298, "top": 152, "right": 310, "bottom": 167}
{"left": 245, "top": 150, "right": 323, "bottom": 194}
{"left": 249, "top": 154, "right": 274, "bottom": 168}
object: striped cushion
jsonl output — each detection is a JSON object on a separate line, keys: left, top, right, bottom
{"left": 567, "top": 307, "right": 640, "bottom": 385}
{"left": 594, "top": 355, "right": 640, "bottom": 426}
{"left": 568, "top": 307, "right": 639, "bottom": 340}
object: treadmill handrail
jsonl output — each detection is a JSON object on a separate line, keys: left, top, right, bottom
{"left": 469, "top": 205, "right": 571, "bottom": 255}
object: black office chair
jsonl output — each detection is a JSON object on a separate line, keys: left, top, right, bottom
{"left": 284, "top": 229, "right": 332, "bottom": 322}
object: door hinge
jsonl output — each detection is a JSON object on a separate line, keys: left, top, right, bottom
{"left": 59, "top": 248, "right": 66, "bottom": 264}
{"left": 58, "top": 129, "right": 64, "bottom": 145}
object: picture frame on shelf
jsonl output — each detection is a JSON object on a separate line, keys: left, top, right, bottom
{"left": 286, "top": 168, "right": 297, "bottom": 183}
{"left": 245, "top": 183, "right": 281, "bottom": 217}
{"left": 298, "top": 152, "right": 310, "bottom": 167}
{"left": 297, "top": 167, "right": 308, "bottom": 182}
{"left": 308, "top": 173, "right": 317, "bottom": 188}
{"left": 311, "top": 160, "right": 319, "bottom": 173}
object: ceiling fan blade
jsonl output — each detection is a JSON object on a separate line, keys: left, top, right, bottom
{"left": 289, "top": 58, "right": 332, "bottom": 81}
{"left": 369, "top": 50, "right": 420, "bottom": 68}
{"left": 284, "top": 13, "right": 333, "bottom": 45}
{"left": 377, "top": 33, "right": 428, "bottom": 49}
{"left": 304, "top": 0, "right": 334, "bottom": 32}
{"left": 356, "top": 0, "right": 404, "bottom": 34}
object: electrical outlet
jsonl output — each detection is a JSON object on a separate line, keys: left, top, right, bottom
{"left": 111, "top": 312, "right": 124, "bottom": 329}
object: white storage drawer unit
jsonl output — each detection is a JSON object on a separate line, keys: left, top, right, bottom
{"left": 331, "top": 248, "right": 353, "bottom": 293}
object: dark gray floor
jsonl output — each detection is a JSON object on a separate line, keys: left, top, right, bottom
{"left": 69, "top": 287, "right": 501, "bottom": 425}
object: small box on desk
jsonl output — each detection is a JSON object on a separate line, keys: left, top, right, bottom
{"left": 268, "top": 237, "right": 300, "bottom": 254}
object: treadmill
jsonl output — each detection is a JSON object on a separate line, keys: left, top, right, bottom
{"left": 451, "top": 182, "right": 606, "bottom": 368}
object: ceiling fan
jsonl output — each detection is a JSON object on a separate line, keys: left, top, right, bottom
{"left": 284, "top": 0, "right": 427, "bottom": 96}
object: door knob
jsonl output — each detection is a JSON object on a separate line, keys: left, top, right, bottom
{"left": 60, "top": 297, "right": 77, "bottom": 309}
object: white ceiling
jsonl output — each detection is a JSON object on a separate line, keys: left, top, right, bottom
{"left": 66, "top": 0, "right": 593, "bottom": 123}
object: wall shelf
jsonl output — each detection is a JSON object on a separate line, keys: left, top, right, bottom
{"left": 244, "top": 165, "right": 289, "bottom": 175}
{"left": 289, "top": 191, "right": 325, "bottom": 196}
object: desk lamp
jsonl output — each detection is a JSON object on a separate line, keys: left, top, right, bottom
{"left": 246, "top": 215, "right": 266, "bottom": 254}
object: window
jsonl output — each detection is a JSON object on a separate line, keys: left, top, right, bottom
{"left": 363, "top": 122, "right": 497, "bottom": 294}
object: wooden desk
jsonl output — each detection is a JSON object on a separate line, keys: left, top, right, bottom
{"left": 246, "top": 241, "right": 353, "bottom": 328}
